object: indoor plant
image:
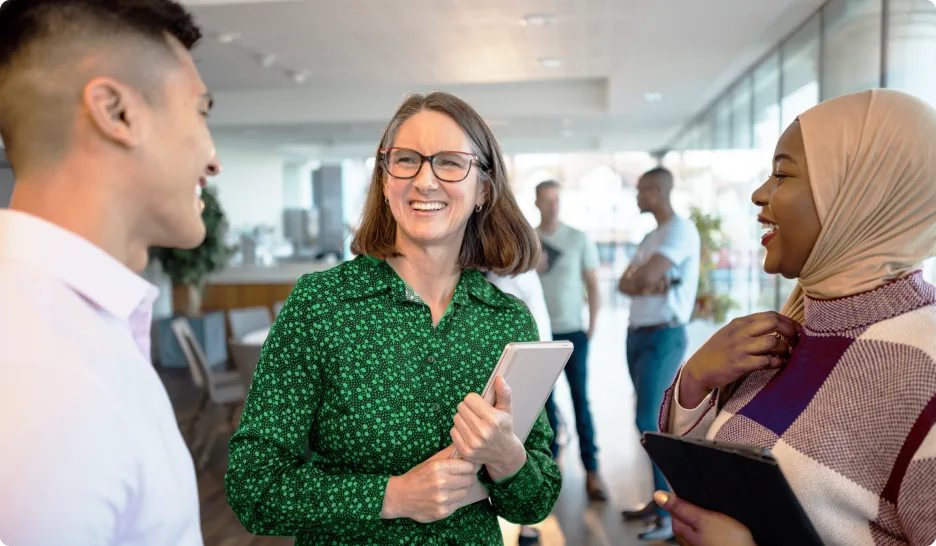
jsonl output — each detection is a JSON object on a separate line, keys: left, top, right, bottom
{"left": 149, "top": 186, "right": 236, "bottom": 369}
{"left": 689, "top": 206, "right": 739, "bottom": 323}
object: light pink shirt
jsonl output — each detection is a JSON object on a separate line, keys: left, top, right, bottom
{"left": 0, "top": 210, "right": 203, "bottom": 546}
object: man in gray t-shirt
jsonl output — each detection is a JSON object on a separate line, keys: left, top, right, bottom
{"left": 535, "top": 180, "right": 607, "bottom": 501}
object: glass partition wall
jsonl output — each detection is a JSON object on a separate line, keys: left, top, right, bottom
{"left": 666, "top": 0, "right": 936, "bottom": 315}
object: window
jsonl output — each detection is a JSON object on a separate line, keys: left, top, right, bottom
{"left": 781, "top": 14, "right": 821, "bottom": 128}
{"left": 887, "top": 0, "right": 936, "bottom": 108}
{"left": 731, "top": 76, "right": 754, "bottom": 149}
{"left": 822, "top": 0, "right": 883, "bottom": 99}
{"left": 715, "top": 97, "right": 733, "bottom": 149}
{"left": 753, "top": 53, "right": 781, "bottom": 151}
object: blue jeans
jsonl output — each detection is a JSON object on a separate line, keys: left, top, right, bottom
{"left": 626, "top": 325, "right": 688, "bottom": 512}
{"left": 544, "top": 331, "right": 599, "bottom": 472}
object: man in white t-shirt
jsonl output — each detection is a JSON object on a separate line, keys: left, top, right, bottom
{"left": 618, "top": 168, "right": 700, "bottom": 541}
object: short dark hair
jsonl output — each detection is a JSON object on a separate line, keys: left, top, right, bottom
{"left": 0, "top": 0, "right": 202, "bottom": 166}
{"left": 535, "top": 180, "right": 561, "bottom": 199}
{"left": 642, "top": 167, "right": 673, "bottom": 181}
{"left": 351, "top": 91, "right": 541, "bottom": 276}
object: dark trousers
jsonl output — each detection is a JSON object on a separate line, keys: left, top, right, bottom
{"left": 626, "top": 324, "right": 688, "bottom": 514}
{"left": 544, "top": 330, "right": 599, "bottom": 472}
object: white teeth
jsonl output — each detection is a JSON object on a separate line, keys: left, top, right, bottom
{"left": 196, "top": 185, "right": 203, "bottom": 198}
{"left": 411, "top": 202, "right": 446, "bottom": 211}
{"left": 760, "top": 221, "right": 778, "bottom": 233}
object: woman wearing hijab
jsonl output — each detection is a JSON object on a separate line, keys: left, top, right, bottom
{"left": 654, "top": 89, "right": 936, "bottom": 546}
{"left": 224, "top": 92, "right": 561, "bottom": 545}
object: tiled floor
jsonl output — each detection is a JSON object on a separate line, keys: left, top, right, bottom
{"left": 162, "top": 308, "right": 720, "bottom": 546}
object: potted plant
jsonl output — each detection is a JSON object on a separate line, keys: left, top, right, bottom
{"left": 689, "top": 206, "right": 739, "bottom": 323}
{"left": 149, "top": 186, "right": 236, "bottom": 369}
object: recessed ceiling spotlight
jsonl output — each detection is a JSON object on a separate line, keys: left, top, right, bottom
{"left": 257, "top": 53, "right": 276, "bottom": 68}
{"left": 289, "top": 70, "right": 310, "bottom": 84}
{"left": 521, "top": 13, "right": 557, "bottom": 27}
{"left": 215, "top": 31, "right": 241, "bottom": 44}
{"left": 538, "top": 57, "right": 562, "bottom": 68}
{"left": 644, "top": 92, "right": 664, "bottom": 102}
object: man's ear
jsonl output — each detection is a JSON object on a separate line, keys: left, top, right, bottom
{"left": 82, "top": 77, "right": 142, "bottom": 148}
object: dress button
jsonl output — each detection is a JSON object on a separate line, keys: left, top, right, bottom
{"left": 427, "top": 355, "right": 436, "bottom": 364}
{"left": 431, "top": 403, "right": 441, "bottom": 412}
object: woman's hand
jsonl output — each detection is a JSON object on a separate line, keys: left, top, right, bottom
{"left": 680, "top": 311, "right": 801, "bottom": 408}
{"left": 450, "top": 377, "right": 527, "bottom": 481}
{"left": 381, "top": 445, "right": 477, "bottom": 523}
{"left": 654, "top": 491, "right": 757, "bottom": 546}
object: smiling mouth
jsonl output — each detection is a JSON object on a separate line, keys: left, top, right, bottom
{"left": 196, "top": 178, "right": 207, "bottom": 212}
{"left": 759, "top": 216, "right": 779, "bottom": 245}
{"left": 760, "top": 218, "right": 778, "bottom": 234}
{"left": 410, "top": 201, "right": 446, "bottom": 212}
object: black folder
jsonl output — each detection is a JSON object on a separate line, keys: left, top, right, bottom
{"left": 641, "top": 432, "right": 823, "bottom": 546}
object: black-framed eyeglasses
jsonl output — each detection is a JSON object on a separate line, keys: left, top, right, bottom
{"left": 379, "top": 147, "right": 485, "bottom": 183}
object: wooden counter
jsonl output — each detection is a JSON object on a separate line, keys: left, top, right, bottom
{"left": 171, "top": 260, "right": 339, "bottom": 316}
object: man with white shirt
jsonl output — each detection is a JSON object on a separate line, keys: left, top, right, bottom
{"left": 618, "top": 167, "right": 699, "bottom": 541}
{"left": 0, "top": 1, "right": 219, "bottom": 544}
{"left": 487, "top": 269, "right": 552, "bottom": 546}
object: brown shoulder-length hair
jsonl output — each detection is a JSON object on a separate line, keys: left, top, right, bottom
{"left": 351, "top": 91, "right": 541, "bottom": 276}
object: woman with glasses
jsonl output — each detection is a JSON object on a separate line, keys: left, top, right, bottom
{"left": 225, "top": 91, "right": 561, "bottom": 545}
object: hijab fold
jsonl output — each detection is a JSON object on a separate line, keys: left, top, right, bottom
{"left": 780, "top": 89, "right": 936, "bottom": 322}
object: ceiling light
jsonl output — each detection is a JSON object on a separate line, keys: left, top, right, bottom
{"left": 520, "top": 13, "right": 557, "bottom": 27}
{"left": 538, "top": 57, "right": 562, "bottom": 68}
{"left": 257, "top": 53, "right": 276, "bottom": 68}
{"left": 215, "top": 31, "right": 241, "bottom": 44}
{"left": 644, "top": 92, "right": 663, "bottom": 102}
{"left": 289, "top": 70, "right": 310, "bottom": 84}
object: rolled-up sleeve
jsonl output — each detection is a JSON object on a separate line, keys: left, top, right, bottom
{"left": 659, "top": 366, "right": 717, "bottom": 438}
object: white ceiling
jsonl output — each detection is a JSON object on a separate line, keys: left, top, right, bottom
{"left": 183, "top": 0, "right": 826, "bottom": 159}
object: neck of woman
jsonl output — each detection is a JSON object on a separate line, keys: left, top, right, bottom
{"left": 388, "top": 237, "right": 463, "bottom": 309}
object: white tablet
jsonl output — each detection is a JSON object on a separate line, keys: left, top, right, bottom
{"left": 455, "top": 340, "right": 574, "bottom": 507}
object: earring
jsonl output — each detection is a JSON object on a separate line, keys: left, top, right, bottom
{"left": 385, "top": 198, "right": 389, "bottom": 205}
{"left": 475, "top": 204, "right": 483, "bottom": 213}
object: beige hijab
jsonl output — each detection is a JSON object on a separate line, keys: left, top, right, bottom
{"left": 780, "top": 89, "right": 936, "bottom": 322}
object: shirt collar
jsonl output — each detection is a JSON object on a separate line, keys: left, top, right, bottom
{"left": 344, "top": 254, "right": 509, "bottom": 309}
{"left": 0, "top": 210, "right": 158, "bottom": 321}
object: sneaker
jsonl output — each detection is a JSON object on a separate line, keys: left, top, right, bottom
{"left": 621, "top": 500, "right": 657, "bottom": 521}
{"left": 517, "top": 526, "right": 540, "bottom": 546}
{"left": 638, "top": 516, "right": 674, "bottom": 542}
{"left": 585, "top": 471, "right": 609, "bottom": 502}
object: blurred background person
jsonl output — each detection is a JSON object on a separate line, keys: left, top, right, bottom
{"left": 618, "top": 167, "right": 700, "bottom": 541}
{"left": 487, "top": 266, "right": 553, "bottom": 546}
{"left": 535, "top": 180, "right": 608, "bottom": 502}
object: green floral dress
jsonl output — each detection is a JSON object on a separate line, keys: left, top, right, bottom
{"left": 225, "top": 255, "right": 561, "bottom": 545}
